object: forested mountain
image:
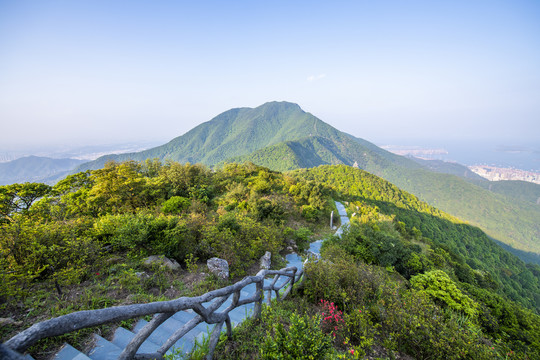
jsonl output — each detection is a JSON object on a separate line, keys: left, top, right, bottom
{"left": 410, "top": 157, "right": 486, "bottom": 181}
{"left": 73, "top": 101, "right": 540, "bottom": 262}
{"left": 292, "top": 165, "right": 540, "bottom": 311}
{"left": 0, "top": 156, "right": 85, "bottom": 185}
{"left": 410, "top": 157, "right": 540, "bottom": 205}
{"left": 2, "top": 162, "right": 539, "bottom": 359}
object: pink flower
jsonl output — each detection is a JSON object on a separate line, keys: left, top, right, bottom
{"left": 350, "top": 349, "right": 355, "bottom": 355}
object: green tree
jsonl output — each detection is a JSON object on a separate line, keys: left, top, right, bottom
{"left": 0, "top": 183, "right": 51, "bottom": 221}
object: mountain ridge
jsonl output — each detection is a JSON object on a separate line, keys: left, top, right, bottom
{"left": 0, "top": 156, "right": 85, "bottom": 185}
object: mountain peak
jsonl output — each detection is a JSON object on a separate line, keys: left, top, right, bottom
{"left": 258, "top": 101, "right": 302, "bottom": 110}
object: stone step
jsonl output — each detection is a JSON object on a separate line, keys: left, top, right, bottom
{"left": 87, "top": 335, "right": 122, "bottom": 360}
{"left": 132, "top": 318, "right": 200, "bottom": 355}
{"left": 309, "top": 240, "right": 323, "bottom": 254}
{"left": 110, "top": 326, "right": 161, "bottom": 355}
{"left": 228, "top": 303, "right": 254, "bottom": 325}
{"left": 171, "top": 310, "right": 196, "bottom": 324}
{"left": 54, "top": 343, "right": 91, "bottom": 360}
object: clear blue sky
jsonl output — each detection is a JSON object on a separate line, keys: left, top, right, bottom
{"left": 1, "top": 0, "right": 539, "bottom": 149}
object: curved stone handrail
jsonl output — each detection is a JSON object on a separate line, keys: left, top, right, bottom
{"left": 6, "top": 202, "right": 349, "bottom": 360}
{"left": 5, "top": 266, "right": 303, "bottom": 360}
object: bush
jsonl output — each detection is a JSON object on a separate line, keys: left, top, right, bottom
{"left": 201, "top": 214, "right": 286, "bottom": 277}
{"left": 304, "top": 244, "right": 396, "bottom": 311}
{"left": 410, "top": 270, "right": 478, "bottom": 318}
{"left": 379, "top": 290, "right": 495, "bottom": 359}
{"left": 261, "top": 311, "right": 332, "bottom": 359}
{"left": 161, "top": 196, "right": 191, "bottom": 214}
{"left": 0, "top": 216, "right": 98, "bottom": 294}
{"left": 92, "top": 212, "right": 197, "bottom": 262}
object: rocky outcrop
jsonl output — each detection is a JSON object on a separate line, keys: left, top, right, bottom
{"left": 142, "top": 255, "right": 181, "bottom": 271}
{"left": 260, "top": 251, "right": 271, "bottom": 270}
{"left": 207, "top": 257, "right": 229, "bottom": 280}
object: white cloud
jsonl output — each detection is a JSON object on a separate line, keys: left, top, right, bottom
{"left": 307, "top": 73, "right": 326, "bottom": 82}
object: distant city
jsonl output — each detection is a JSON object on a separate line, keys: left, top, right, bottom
{"left": 382, "top": 143, "right": 540, "bottom": 185}
{"left": 468, "top": 165, "right": 540, "bottom": 185}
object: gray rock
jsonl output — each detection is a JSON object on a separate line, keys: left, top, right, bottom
{"left": 135, "top": 271, "right": 149, "bottom": 279}
{"left": 0, "top": 318, "right": 22, "bottom": 327}
{"left": 260, "top": 251, "right": 271, "bottom": 270}
{"left": 207, "top": 257, "right": 229, "bottom": 280}
{"left": 143, "top": 255, "right": 181, "bottom": 271}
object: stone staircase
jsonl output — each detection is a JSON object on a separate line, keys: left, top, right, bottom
{"left": 11, "top": 202, "right": 349, "bottom": 360}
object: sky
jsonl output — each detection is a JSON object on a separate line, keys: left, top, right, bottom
{"left": 1, "top": 0, "right": 539, "bottom": 151}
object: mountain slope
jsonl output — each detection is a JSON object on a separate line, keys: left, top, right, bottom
{"left": 484, "top": 180, "right": 540, "bottom": 205}
{"left": 410, "top": 157, "right": 540, "bottom": 205}
{"left": 77, "top": 102, "right": 343, "bottom": 170}
{"left": 74, "top": 101, "right": 540, "bottom": 261}
{"left": 292, "top": 165, "right": 540, "bottom": 311}
{"left": 410, "top": 157, "right": 486, "bottom": 181}
{"left": 0, "top": 156, "right": 85, "bottom": 185}
{"left": 231, "top": 136, "right": 540, "bottom": 259}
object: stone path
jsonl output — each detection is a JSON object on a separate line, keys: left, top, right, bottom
{"left": 50, "top": 202, "right": 349, "bottom": 360}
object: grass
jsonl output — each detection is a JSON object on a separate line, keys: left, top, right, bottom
{"left": 0, "top": 253, "right": 222, "bottom": 360}
{"left": 1, "top": 249, "right": 304, "bottom": 359}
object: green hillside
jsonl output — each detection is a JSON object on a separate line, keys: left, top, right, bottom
{"left": 0, "top": 156, "right": 85, "bottom": 185}
{"left": 482, "top": 180, "right": 540, "bottom": 205}
{"left": 76, "top": 102, "right": 346, "bottom": 170}
{"left": 410, "top": 157, "right": 486, "bottom": 181}
{"left": 410, "top": 157, "right": 540, "bottom": 205}
{"left": 226, "top": 136, "right": 540, "bottom": 260}
{"left": 74, "top": 101, "right": 540, "bottom": 262}
{"left": 0, "top": 161, "right": 540, "bottom": 360}
{"left": 292, "top": 165, "right": 540, "bottom": 310}
{"left": 2, "top": 162, "right": 540, "bottom": 358}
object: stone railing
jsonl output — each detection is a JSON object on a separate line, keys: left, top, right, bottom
{"left": 4, "top": 266, "right": 303, "bottom": 360}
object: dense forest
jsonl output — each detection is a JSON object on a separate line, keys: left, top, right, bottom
{"left": 1, "top": 161, "right": 540, "bottom": 359}
{"left": 291, "top": 165, "right": 540, "bottom": 312}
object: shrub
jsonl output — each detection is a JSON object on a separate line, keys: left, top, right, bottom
{"left": 0, "top": 216, "right": 98, "bottom": 294}
{"left": 301, "top": 205, "right": 320, "bottom": 222}
{"left": 410, "top": 270, "right": 478, "bottom": 318}
{"left": 320, "top": 299, "right": 345, "bottom": 343}
{"left": 343, "top": 306, "right": 377, "bottom": 356}
{"left": 304, "top": 244, "right": 397, "bottom": 311}
{"left": 161, "top": 196, "right": 191, "bottom": 214}
{"left": 261, "top": 311, "right": 332, "bottom": 359}
{"left": 200, "top": 214, "right": 286, "bottom": 277}
{"left": 92, "top": 212, "right": 198, "bottom": 262}
{"left": 379, "top": 290, "right": 495, "bottom": 359}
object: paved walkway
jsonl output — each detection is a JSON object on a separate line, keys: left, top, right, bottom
{"left": 53, "top": 201, "right": 349, "bottom": 360}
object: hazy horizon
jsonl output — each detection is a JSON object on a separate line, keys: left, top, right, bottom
{"left": 1, "top": 1, "right": 539, "bottom": 150}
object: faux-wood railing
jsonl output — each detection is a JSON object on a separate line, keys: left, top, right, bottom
{"left": 4, "top": 265, "right": 303, "bottom": 360}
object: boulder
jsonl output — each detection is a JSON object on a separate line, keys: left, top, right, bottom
{"left": 260, "top": 251, "right": 271, "bottom": 270}
{"left": 207, "top": 257, "right": 229, "bottom": 280}
{"left": 143, "top": 255, "right": 181, "bottom": 271}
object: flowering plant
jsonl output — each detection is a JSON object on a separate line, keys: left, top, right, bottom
{"left": 320, "top": 299, "right": 345, "bottom": 343}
